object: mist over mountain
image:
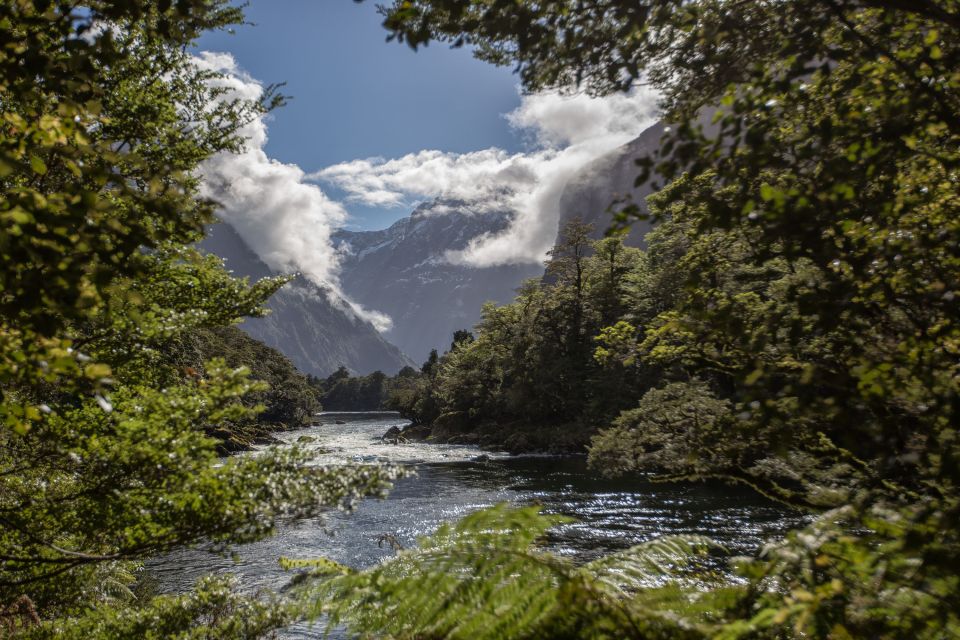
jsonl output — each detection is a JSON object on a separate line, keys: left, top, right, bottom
{"left": 555, "top": 121, "right": 663, "bottom": 247}
{"left": 201, "top": 223, "right": 414, "bottom": 377}
{"left": 330, "top": 124, "right": 665, "bottom": 363}
{"left": 333, "top": 199, "right": 543, "bottom": 362}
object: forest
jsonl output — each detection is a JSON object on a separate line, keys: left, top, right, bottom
{"left": 2, "top": 0, "right": 958, "bottom": 638}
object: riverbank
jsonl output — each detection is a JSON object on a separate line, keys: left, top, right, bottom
{"left": 392, "top": 411, "right": 595, "bottom": 455}
{"left": 212, "top": 422, "right": 289, "bottom": 455}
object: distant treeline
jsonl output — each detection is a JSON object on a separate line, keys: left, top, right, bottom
{"left": 308, "top": 338, "right": 468, "bottom": 412}
{"left": 308, "top": 366, "right": 394, "bottom": 411}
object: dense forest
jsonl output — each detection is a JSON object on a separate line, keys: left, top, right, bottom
{"left": 187, "top": 327, "right": 320, "bottom": 448}
{"left": 2, "top": 0, "right": 958, "bottom": 639}
{"left": 384, "top": 221, "right": 651, "bottom": 452}
{"left": 308, "top": 366, "right": 397, "bottom": 411}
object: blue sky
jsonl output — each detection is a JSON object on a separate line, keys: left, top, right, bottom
{"left": 196, "top": 1, "right": 523, "bottom": 229}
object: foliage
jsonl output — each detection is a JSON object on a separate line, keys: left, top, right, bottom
{"left": 311, "top": 366, "right": 390, "bottom": 412}
{"left": 6, "top": 0, "right": 960, "bottom": 636}
{"left": 187, "top": 326, "right": 321, "bottom": 430}
{"left": 387, "top": 221, "right": 649, "bottom": 444}
{"left": 589, "top": 380, "right": 731, "bottom": 478}
{"left": 314, "top": 354, "right": 452, "bottom": 423}
{"left": 450, "top": 329, "right": 475, "bottom": 352}
{"left": 23, "top": 576, "right": 292, "bottom": 640}
{"left": 719, "top": 503, "right": 960, "bottom": 639}
{"left": 385, "top": 361, "right": 444, "bottom": 426}
{"left": 287, "top": 504, "right": 720, "bottom": 640}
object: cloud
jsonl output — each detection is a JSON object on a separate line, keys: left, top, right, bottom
{"left": 312, "top": 88, "right": 660, "bottom": 266}
{"left": 506, "top": 89, "right": 660, "bottom": 147}
{"left": 193, "top": 52, "right": 392, "bottom": 331}
{"left": 315, "top": 148, "right": 543, "bottom": 209}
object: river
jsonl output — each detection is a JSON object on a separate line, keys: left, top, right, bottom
{"left": 148, "top": 412, "right": 807, "bottom": 637}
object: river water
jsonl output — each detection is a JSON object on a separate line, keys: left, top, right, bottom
{"left": 148, "top": 412, "right": 807, "bottom": 637}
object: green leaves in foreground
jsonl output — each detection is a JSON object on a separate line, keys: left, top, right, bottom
{"left": 284, "top": 504, "right": 720, "bottom": 640}
{"left": 283, "top": 502, "right": 960, "bottom": 640}
{"left": 24, "top": 576, "right": 291, "bottom": 640}
{"left": 0, "top": 359, "right": 401, "bottom": 613}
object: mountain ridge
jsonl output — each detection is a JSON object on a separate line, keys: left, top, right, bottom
{"left": 333, "top": 199, "right": 544, "bottom": 362}
{"left": 201, "top": 222, "right": 415, "bottom": 377}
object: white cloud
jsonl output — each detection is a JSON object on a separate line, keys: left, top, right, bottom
{"left": 312, "top": 87, "right": 660, "bottom": 266}
{"left": 315, "top": 148, "right": 542, "bottom": 209}
{"left": 506, "top": 89, "right": 659, "bottom": 147}
{"left": 194, "top": 52, "right": 392, "bottom": 331}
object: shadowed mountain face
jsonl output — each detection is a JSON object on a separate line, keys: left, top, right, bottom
{"left": 333, "top": 200, "right": 544, "bottom": 363}
{"left": 201, "top": 223, "right": 415, "bottom": 377}
{"left": 555, "top": 121, "right": 664, "bottom": 247}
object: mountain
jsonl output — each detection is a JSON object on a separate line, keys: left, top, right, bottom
{"left": 201, "top": 223, "right": 414, "bottom": 377}
{"left": 555, "top": 121, "right": 664, "bottom": 248}
{"left": 333, "top": 200, "right": 543, "bottom": 362}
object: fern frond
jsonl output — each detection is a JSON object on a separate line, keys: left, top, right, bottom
{"left": 583, "top": 534, "right": 720, "bottom": 594}
{"left": 93, "top": 561, "right": 139, "bottom": 604}
{"left": 286, "top": 503, "right": 724, "bottom": 639}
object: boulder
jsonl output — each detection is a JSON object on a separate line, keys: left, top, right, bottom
{"left": 381, "top": 425, "right": 403, "bottom": 440}
{"left": 400, "top": 424, "right": 432, "bottom": 441}
{"left": 431, "top": 411, "right": 471, "bottom": 439}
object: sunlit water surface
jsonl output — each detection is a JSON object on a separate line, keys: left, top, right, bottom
{"left": 147, "top": 413, "right": 807, "bottom": 637}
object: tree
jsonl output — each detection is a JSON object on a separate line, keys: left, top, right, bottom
{"left": 325, "top": 365, "right": 352, "bottom": 387}
{"left": 389, "top": 229, "right": 645, "bottom": 440}
{"left": 421, "top": 348, "right": 440, "bottom": 376}
{"left": 587, "top": 236, "right": 642, "bottom": 326}
{"left": 185, "top": 326, "right": 322, "bottom": 432}
{"left": 450, "top": 329, "right": 475, "bottom": 352}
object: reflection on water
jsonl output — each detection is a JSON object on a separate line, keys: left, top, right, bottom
{"left": 148, "top": 414, "right": 807, "bottom": 638}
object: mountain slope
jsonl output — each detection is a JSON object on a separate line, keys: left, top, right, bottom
{"left": 333, "top": 200, "right": 543, "bottom": 362}
{"left": 201, "top": 223, "right": 414, "bottom": 376}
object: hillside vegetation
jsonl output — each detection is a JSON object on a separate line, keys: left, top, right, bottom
{"left": 185, "top": 327, "right": 321, "bottom": 449}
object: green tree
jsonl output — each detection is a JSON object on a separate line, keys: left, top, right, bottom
{"left": 420, "top": 348, "right": 440, "bottom": 376}
{"left": 396, "top": 228, "right": 645, "bottom": 445}
{"left": 185, "top": 326, "right": 322, "bottom": 433}
{"left": 450, "top": 328, "right": 475, "bottom": 351}
{"left": 587, "top": 235, "right": 642, "bottom": 326}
